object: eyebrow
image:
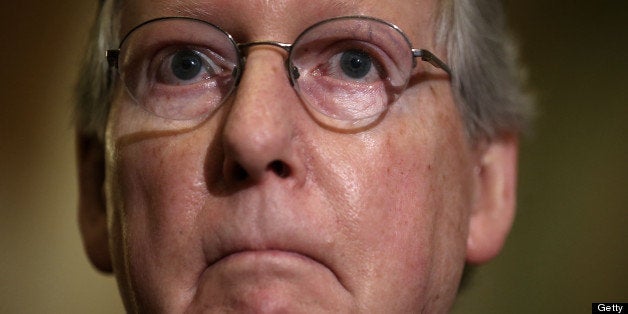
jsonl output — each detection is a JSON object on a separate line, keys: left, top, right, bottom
{"left": 162, "top": 0, "right": 219, "bottom": 19}
{"left": 160, "top": 0, "right": 365, "bottom": 23}
{"left": 119, "top": 0, "right": 372, "bottom": 43}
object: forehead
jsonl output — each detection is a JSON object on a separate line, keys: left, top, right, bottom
{"left": 119, "top": 0, "right": 439, "bottom": 44}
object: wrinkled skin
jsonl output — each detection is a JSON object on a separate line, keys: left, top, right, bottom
{"left": 78, "top": 0, "right": 519, "bottom": 312}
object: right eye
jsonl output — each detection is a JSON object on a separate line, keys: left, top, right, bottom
{"left": 170, "top": 50, "right": 203, "bottom": 81}
{"left": 155, "top": 48, "right": 222, "bottom": 85}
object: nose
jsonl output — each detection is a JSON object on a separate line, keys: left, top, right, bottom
{"left": 220, "top": 47, "right": 305, "bottom": 186}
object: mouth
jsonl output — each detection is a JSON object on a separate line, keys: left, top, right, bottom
{"left": 189, "top": 248, "right": 353, "bottom": 313}
{"left": 210, "top": 248, "right": 329, "bottom": 273}
{"left": 204, "top": 247, "right": 347, "bottom": 291}
{"left": 215, "top": 249, "right": 321, "bottom": 268}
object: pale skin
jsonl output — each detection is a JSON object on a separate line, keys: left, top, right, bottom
{"left": 78, "top": 0, "right": 519, "bottom": 312}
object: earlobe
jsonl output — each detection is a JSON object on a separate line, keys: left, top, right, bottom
{"left": 77, "top": 133, "right": 112, "bottom": 272}
{"left": 466, "top": 135, "right": 519, "bottom": 265}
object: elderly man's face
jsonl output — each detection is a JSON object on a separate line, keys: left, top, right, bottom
{"left": 78, "top": 0, "right": 518, "bottom": 312}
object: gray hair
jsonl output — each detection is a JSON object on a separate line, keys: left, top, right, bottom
{"left": 437, "top": 0, "right": 533, "bottom": 139}
{"left": 75, "top": 0, "right": 119, "bottom": 139}
{"left": 75, "top": 0, "right": 532, "bottom": 141}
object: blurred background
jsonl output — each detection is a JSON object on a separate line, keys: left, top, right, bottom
{"left": 0, "top": 0, "right": 625, "bottom": 313}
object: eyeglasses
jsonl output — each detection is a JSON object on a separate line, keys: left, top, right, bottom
{"left": 106, "top": 16, "right": 451, "bottom": 126}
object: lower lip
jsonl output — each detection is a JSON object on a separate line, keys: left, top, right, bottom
{"left": 217, "top": 249, "right": 319, "bottom": 267}
{"left": 193, "top": 250, "right": 349, "bottom": 312}
{"left": 205, "top": 249, "right": 336, "bottom": 285}
{"left": 207, "top": 249, "right": 337, "bottom": 279}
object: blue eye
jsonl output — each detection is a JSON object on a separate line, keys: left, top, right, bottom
{"left": 340, "top": 49, "right": 373, "bottom": 79}
{"left": 171, "top": 50, "right": 203, "bottom": 80}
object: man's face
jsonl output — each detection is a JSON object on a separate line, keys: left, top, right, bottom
{"left": 81, "top": 0, "right": 517, "bottom": 312}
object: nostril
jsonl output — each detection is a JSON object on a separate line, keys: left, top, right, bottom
{"left": 268, "top": 160, "right": 291, "bottom": 178}
{"left": 232, "top": 163, "right": 249, "bottom": 181}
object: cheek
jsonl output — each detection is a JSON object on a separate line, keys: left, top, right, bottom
{"left": 114, "top": 139, "right": 206, "bottom": 231}
{"left": 324, "top": 117, "right": 469, "bottom": 245}
{"left": 351, "top": 134, "right": 439, "bottom": 263}
{"left": 310, "top": 94, "right": 473, "bottom": 306}
{"left": 105, "top": 106, "right": 216, "bottom": 309}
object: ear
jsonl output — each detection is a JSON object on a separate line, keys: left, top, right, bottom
{"left": 76, "top": 133, "right": 112, "bottom": 272}
{"left": 466, "top": 135, "right": 519, "bottom": 264}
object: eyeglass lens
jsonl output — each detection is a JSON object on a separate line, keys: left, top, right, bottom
{"left": 116, "top": 17, "right": 420, "bottom": 124}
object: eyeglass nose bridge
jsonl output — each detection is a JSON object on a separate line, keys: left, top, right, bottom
{"left": 234, "top": 41, "right": 300, "bottom": 87}
{"left": 237, "top": 41, "right": 292, "bottom": 52}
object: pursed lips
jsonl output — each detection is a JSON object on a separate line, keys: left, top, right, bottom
{"left": 212, "top": 249, "right": 322, "bottom": 268}
{"left": 201, "top": 234, "right": 349, "bottom": 292}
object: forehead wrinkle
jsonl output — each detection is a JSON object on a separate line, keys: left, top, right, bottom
{"left": 170, "top": 0, "right": 368, "bottom": 40}
{"left": 131, "top": 0, "right": 366, "bottom": 22}
{"left": 119, "top": 0, "right": 214, "bottom": 35}
{"left": 167, "top": 0, "right": 217, "bottom": 17}
{"left": 121, "top": 0, "right": 432, "bottom": 43}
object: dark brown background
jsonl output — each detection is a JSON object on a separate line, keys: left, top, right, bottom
{"left": 1, "top": 1, "right": 625, "bottom": 313}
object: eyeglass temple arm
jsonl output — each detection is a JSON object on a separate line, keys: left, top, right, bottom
{"left": 412, "top": 49, "right": 452, "bottom": 76}
{"left": 105, "top": 47, "right": 449, "bottom": 76}
{"left": 106, "top": 50, "right": 120, "bottom": 68}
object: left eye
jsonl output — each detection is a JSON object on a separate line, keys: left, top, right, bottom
{"left": 319, "top": 46, "right": 384, "bottom": 83}
{"left": 339, "top": 49, "right": 373, "bottom": 79}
